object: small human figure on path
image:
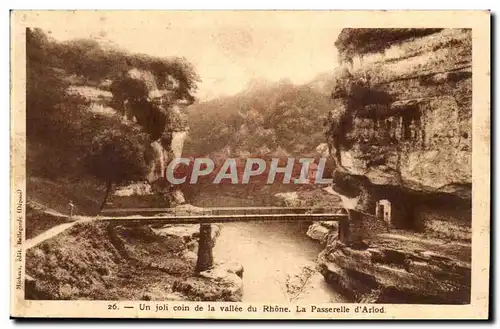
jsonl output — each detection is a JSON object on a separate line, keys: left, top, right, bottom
{"left": 68, "top": 200, "right": 75, "bottom": 218}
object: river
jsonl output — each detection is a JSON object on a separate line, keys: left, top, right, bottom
{"left": 212, "top": 221, "right": 346, "bottom": 303}
{"left": 188, "top": 187, "right": 346, "bottom": 302}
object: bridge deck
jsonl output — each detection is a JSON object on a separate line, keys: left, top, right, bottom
{"left": 97, "top": 212, "right": 347, "bottom": 225}
{"left": 101, "top": 206, "right": 346, "bottom": 216}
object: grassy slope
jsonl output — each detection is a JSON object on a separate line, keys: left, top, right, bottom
{"left": 26, "top": 222, "right": 239, "bottom": 301}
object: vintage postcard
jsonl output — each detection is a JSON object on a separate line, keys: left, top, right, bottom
{"left": 10, "top": 10, "right": 490, "bottom": 319}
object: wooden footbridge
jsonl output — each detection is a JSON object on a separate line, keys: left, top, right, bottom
{"left": 98, "top": 206, "right": 352, "bottom": 272}
{"left": 97, "top": 206, "right": 349, "bottom": 225}
{"left": 25, "top": 205, "right": 385, "bottom": 278}
{"left": 25, "top": 205, "right": 387, "bottom": 253}
{"left": 95, "top": 206, "right": 388, "bottom": 254}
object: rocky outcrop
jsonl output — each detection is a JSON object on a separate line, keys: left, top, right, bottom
{"left": 197, "top": 262, "right": 244, "bottom": 302}
{"left": 318, "top": 233, "right": 471, "bottom": 304}
{"left": 114, "top": 182, "right": 153, "bottom": 197}
{"left": 307, "top": 221, "right": 338, "bottom": 244}
{"left": 111, "top": 68, "right": 190, "bottom": 206}
{"left": 319, "top": 29, "right": 472, "bottom": 304}
{"left": 326, "top": 28, "right": 472, "bottom": 231}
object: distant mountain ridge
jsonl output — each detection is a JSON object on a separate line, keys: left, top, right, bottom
{"left": 184, "top": 72, "right": 336, "bottom": 158}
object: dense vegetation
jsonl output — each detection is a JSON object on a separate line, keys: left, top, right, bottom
{"left": 29, "top": 28, "right": 199, "bottom": 100}
{"left": 184, "top": 78, "right": 335, "bottom": 158}
{"left": 26, "top": 28, "right": 199, "bottom": 211}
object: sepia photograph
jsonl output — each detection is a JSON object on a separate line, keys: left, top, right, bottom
{"left": 10, "top": 10, "right": 490, "bottom": 319}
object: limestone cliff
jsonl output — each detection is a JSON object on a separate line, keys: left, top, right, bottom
{"left": 112, "top": 68, "right": 190, "bottom": 204}
{"left": 319, "top": 29, "right": 472, "bottom": 304}
{"left": 327, "top": 28, "right": 471, "bottom": 234}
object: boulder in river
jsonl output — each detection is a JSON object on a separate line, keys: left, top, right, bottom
{"left": 197, "top": 263, "right": 244, "bottom": 302}
{"left": 216, "top": 261, "right": 244, "bottom": 278}
{"left": 306, "top": 222, "right": 330, "bottom": 244}
{"left": 153, "top": 223, "right": 221, "bottom": 246}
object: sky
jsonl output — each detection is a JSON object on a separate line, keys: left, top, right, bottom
{"left": 24, "top": 11, "right": 342, "bottom": 100}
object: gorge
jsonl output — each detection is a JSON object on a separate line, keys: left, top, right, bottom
{"left": 24, "top": 27, "right": 473, "bottom": 305}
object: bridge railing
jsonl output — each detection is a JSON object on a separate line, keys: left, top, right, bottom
{"left": 97, "top": 207, "right": 348, "bottom": 225}
{"left": 100, "top": 206, "right": 347, "bottom": 217}
{"left": 99, "top": 206, "right": 387, "bottom": 244}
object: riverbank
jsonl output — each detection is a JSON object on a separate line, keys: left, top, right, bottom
{"left": 25, "top": 220, "right": 242, "bottom": 301}
{"left": 318, "top": 230, "right": 471, "bottom": 304}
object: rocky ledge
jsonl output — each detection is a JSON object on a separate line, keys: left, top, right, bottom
{"left": 314, "top": 28, "right": 472, "bottom": 304}
{"left": 318, "top": 232, "right": 470, "bottom": 304}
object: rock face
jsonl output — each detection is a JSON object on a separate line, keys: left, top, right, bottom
{"left": 319, "top": 29, "right": 472, "bottom": 303}
{"left": 326, "top": 28, "right": 472, "bottom": 231}
{"left": 112, "top": 68, "right": 190, "bottom": 206}
{"left": 329, "top": 28, "right": 471, "bottom": 202}
{"left": 318, "top": 234, "right": 471, "bottom": 304}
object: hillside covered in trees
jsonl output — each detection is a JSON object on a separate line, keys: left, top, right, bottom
{"left": 26, "top": 27, "right": 199, "bottom": 215}
{"left": 184, "top": 76, "right": 336, "bottom": 158}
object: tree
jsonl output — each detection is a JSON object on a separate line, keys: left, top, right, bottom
{"left": 26, "top": 28, "right": 95, "bottom": 178}
{"left": 26, "top": 28, "right": 73, "bottom": 140}
{"left": 195, "top": 224, "right": 214, "bottom": 273}
{"left": 84, "top": 119, "right": 150, "bottom": 211}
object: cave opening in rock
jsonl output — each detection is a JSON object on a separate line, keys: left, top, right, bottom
{"left": 372, "top": 184, "right": 472, "bottom": 236}
{"left": 397, "top": 104, "right": 422, "bottom": 142}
